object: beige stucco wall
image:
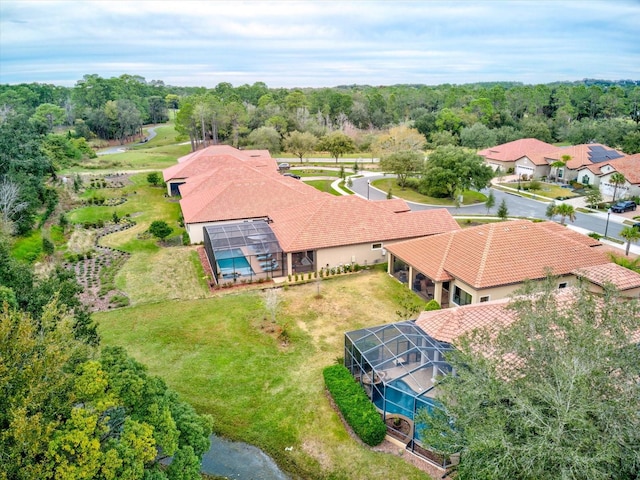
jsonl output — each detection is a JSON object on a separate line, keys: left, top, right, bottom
{"left": 576, "top": 168, "right": 598, "bottom": 187}
{"left": 186, "top": 217, "right": 269, "bottom": 244}
{"left": 514, "top": 157, "right": 549, "bottom": 179}
{"left": 315, "top": 242, "right": 389, "bottom": 273}
{"left": 449, "top": 275, "right": 577, "bottom": 305}
{"left": 585, "top": 284, "right": 640, "bottom": 298}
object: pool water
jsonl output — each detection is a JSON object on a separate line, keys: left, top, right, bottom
{"left": 216, "top": 249, "right": 254, "bottom": 276}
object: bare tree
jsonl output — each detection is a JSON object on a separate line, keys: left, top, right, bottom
{"left": 0, "top": 179, "right": 28, "bottom": 233}
{"left": 262, "top": 288, "right": 281, "bottom": 323}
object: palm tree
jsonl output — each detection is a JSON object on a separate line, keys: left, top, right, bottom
{"left": 550, "top": 154, "right": 571, "bottom": 183}
{"left": 608, "top": 252, "right": 640, "bottom": 273}
{"left": 620, "top": 226, "right": 640, "bottom": 256}
{"left": 554, "top": 203, "right": 576, "bottom": 225}
{"left": 609, "top": 172, "right": 626, "bottom": 202}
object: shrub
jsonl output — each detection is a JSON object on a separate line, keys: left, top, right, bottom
{"left": 588, "top": 232, "right": 603, "bottom": 240}
{"left": 42, "top": 237, "right": 54, "bottom": 256}
{"left": 182, "top": 231, "right": 190, "bottom": 246}
{"left": 322, "top": 364, "right": 386, "bottom": 446}
{"left": 424, "top": 299, "right": 441, "bottom": 311}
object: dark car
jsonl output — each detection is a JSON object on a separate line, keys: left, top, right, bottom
{"left": 610, "top": 200, "right": 637, "bottom": 213}
{"left": 283, "top": 173, "right": 301, "bottom": 180}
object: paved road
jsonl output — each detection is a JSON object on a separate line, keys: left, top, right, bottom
{"left": 349, "top": 174, "right": 635, "bottom": 249}
{"left": 96, "top": 126, "right": 159, "bottom": 155}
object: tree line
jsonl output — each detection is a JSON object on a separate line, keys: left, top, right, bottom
{"left": 1, "top": 75, "right": 639, "bottom": 154}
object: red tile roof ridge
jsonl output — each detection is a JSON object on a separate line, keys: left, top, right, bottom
{"left": 474, "top": 222, "right": 496, "bottom": 287}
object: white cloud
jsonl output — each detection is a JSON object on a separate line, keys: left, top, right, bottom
{"left": 0, "top": 0, "right": 638, "bottom": 88}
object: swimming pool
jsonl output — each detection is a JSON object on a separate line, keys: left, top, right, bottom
{"left": 216, "top": 249, "right": 254, "bottom": 277}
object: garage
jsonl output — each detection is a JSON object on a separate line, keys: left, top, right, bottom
{"left": 516, "top": 165, "right": 535, "bottom": 178}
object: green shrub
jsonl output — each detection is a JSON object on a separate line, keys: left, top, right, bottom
{"left": 322, "top": 364, "right": 386, "bottom": 446}
{"left": 424, "top": 299, "right": 441, "bottom": 311}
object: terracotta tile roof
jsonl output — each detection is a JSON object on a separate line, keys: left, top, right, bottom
{"left": 268, "top": 196, "right": 460, "bottom": 251}
{"left": 573, "top": 263, "right": 640, "bottom": 291}
{"left": 416, "top": 297, "right": 516, "bottom": 344}
{"left": 373, "top": 198, "right": 411, "bottom": 213}
{"left": 603, "top": 154, "right": 640, "bottom": 184}
{"left": 545, "top": 144, "right": 625, "bottom": 170}
{"left": 387, "top": 220, "right": 611, "bottom": 288}
{"left": 417, "top": 288, "right": 640, "bottom": 346}
{"left": 180, "top": 173, "right": 327, "bottom": 223}
{"left": 536, "top": 221, "right": 602, "bottom": 247}
{"left": 163, "top": 145, "right": 276, "bottom": 182}
{"left": 478, "top": 138, "right": 557, "bottom": 164}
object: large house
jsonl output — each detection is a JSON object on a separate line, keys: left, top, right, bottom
{"left": 478, "top": 139, "right": 629, "bottom": 187}
{"left": 163, "top": 145, "right": 460, "bottom": 282}
{"left": 385, "top": 220, "right": 626, "bottom": 307}
{"left": 477, "top": 138, "right": 558, "bottom": 178}
{"left": 576, "top": 152, "right": 640, "bottom": 199}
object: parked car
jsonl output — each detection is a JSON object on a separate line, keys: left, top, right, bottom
{"left": 283, "top": 173, "right": 301, "bottom": 179}
{"left": 278, "top": 162, "right": 290, "bottom": 170}
{"left": 610, "top": 200, "right": 637, "bottom": 213}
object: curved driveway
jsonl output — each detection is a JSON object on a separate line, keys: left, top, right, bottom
{"left": 96, "top": 126, "right": 159, "bottom": 156}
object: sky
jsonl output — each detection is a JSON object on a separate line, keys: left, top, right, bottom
{"left": 1, "top": 0, "right": 639, "bottom": 89}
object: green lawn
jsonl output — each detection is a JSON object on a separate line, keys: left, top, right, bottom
{"left": 291, "top": 169, "right": 343, "bottom": 178}
{"left": 131, "top": 123, "right": 183, "bottom": 149}
{"left": 372, "top": 178, "right": 486, "bottom": 205}
{"left": 305, "top": 179, "right": 342, "bottom": 195}
{"left": 62, "top": 143, "right": 192, "bottom": 174}
{"left": 67, "top": 173, "right": 184, "bottom": 254}
{"left": 96, "top": 272, "right": 431, "bottom": 480}
{"left": 497, "top": 181, "right": 578, "bottom": 200}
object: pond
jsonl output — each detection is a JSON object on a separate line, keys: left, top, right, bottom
{"left": 200, "top": 435, "right": 290, "bottom": 480}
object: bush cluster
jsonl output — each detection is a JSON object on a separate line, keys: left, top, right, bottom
{"left": 322, "top": 364, "right": 386, "bottom": 446}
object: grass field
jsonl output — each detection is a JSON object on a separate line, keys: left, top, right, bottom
{"left": 96, "top": 271, "right": 431, "bottom": 480}
{"left": 372, "top": 178, "right": 486, "bottom": 206}
{"left": 67, "top": 173, "right": 184, "bottom": 253}
{"left": 497, "top": 181, "right": 578, "bottom": 200}
{"left": 305, "top": 179, "right": 342, "bottom": 195}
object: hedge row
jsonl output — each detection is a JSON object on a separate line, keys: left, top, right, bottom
{"left": 323, "top": 364, "right": 386, "bottom": 446}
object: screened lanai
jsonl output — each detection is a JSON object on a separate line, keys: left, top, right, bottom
{"left": 203, "top": 221, "right": 285, "bottom": 283}
{"left": 344, "top": 321, "right": 453, "bottom": 448}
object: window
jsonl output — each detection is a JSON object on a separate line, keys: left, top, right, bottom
{"left": 480, "top": 296, "right": 490, "bottom": 302}
{"left": 372, "top": 243, "right": 383, "bottom": 250}
{"left": 453, "top": 286, "right": 472, "bottom": 306}
{"left": 582, "top": 175, "right": 590, "bottom": 185}
{"left": 558, "top": 282, "right": 567, "bottom": 289}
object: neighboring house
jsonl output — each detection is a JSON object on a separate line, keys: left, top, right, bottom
{"left": 478, "top": 140, "right": 627, "bottom": 184}
{"left": 544, "top": 143, "right": 625, "bottom": 184}
{"left": 162, "top": 145, "right": 274, "bottom": 196}
{"left": 344, "top": 281, "right": 640, "bottom": 464}
{"left": 385, "top": 220, "right": 615, "bottom": 307}
{"left": 576, "top": 152, "right": 640, "bottom": 199}
{"left": 163, "top": 145, "right": 461, "bottom": 282}
{"left": 344, "top": 296, "right": 519, "bottom": 467}
{"left": 573, "top": 262, "right": 640, "bottom": 297}
{"left": 478, "top": 138, "right": 558, "bottom": 179}
{"left": 268, "top": 195, "right": 460, "bottom": 276}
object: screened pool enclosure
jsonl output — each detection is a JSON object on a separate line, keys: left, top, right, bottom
{"left": 344, "top": 321, "right": 455, "bottom": 464}
{"left": 203, "top": 221, "right": 285, "bottom": 284}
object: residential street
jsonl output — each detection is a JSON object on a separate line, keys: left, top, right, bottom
{"left": 346, "top": 173, "right": 640, "bottom": 255}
